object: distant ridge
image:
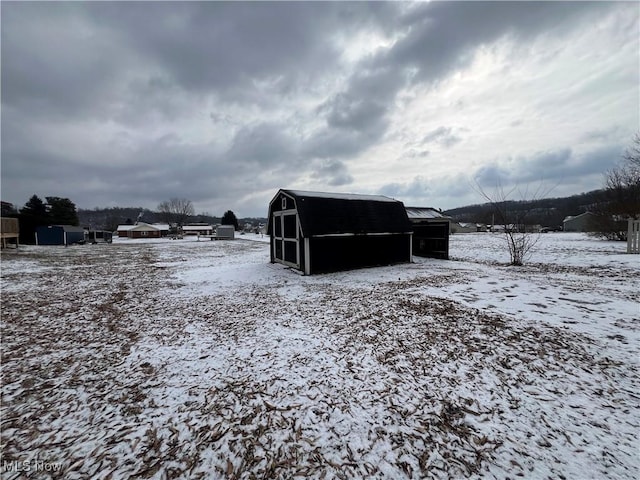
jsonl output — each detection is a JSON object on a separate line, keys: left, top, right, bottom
{"left": 77, "top": 206, "right": 266, "bottom": 231}
{"left": 444, "top": 189, "right": 605, "bottom": 227}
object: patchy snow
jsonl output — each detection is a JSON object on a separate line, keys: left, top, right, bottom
{"left": 1, "top": 232, "right": 638, "bottom": 479}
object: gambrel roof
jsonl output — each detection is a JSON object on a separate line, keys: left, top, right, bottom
{"left": 270, "top": 189, "right": 412, "bottom": 237}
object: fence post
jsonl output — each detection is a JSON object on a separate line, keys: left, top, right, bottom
{"left": 628, "top": 219, "right": 640, "bottom": 254}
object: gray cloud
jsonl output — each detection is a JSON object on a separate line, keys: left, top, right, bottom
{"left": 226, "top": 123, "right": 297, "bottom": 167}
{"left": 472, "top": 146, "right": 623, "bottom": 191}
{"left": 381, "top": 144, "right": 624, "bottom": 211}
{"left": 379, "top": 176, "right": 430, "bottom": 199}
{"left": 473, "top": 164, "right": 513, "bottom": 189}
{"left": 1, "top": 2, "right": 636, "bottom": 217}
{"left": 312, "top": 159, "right": 354, "bottom": 187}
{"left": 389, "top": 2, "right": 612, "bottom": 84}
{"left": 303, "top": 1, "right": 611, "bottom": 162}
{"left": 422, "top": 127, "right": 462, "bottom": 148}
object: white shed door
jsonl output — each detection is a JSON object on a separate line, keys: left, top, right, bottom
{"left": 273, "top": 211, "right": 299, "bottom": 268}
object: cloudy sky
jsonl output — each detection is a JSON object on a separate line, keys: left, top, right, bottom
{"left": 2, "top": 2, "right": 638, "bottom": 217}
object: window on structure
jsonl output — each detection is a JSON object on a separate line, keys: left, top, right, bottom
{"left": 282, "top": 197, "right": 287, "bottom": 210}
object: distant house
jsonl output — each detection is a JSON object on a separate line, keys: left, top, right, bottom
{"left": 116, "top": 222, "right": 170, "bottom": 238}
{"left": 35, "top": 225, "right": 85, "bottom": 246}
{"left": 182, "top": 224, "right": 213, "bottom": 236}
{"left": 116, "top": 225, "right": 134, "bottom": 237}
{"left": 490, "top": 224, "right": 518, "bottom": 233}
{"left": 405, "top": 207, "right": 450, "bottom": 259}
{"left": 1, "top": 217, "right": 19, "bottom": 249}
{"left": 452, "top": 222, "right": 482, "bottom": 233}
{"left": 563, "top": 212, "right": 598, "bottom": 232}
{"left": 267, "top": 189, "right": 412, "bottom": 275}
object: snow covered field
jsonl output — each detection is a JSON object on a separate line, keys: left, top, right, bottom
{"left": 1, "top": 232, "right": 638, "bottom": 479}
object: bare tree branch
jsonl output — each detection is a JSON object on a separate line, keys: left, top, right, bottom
{"left": 472, "top": 179, "right": 550, "bottom": 266}
{"left": 157, "top": 198, "right": 195, "bottom": 226}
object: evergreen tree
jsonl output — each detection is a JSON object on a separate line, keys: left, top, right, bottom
{"left": 19, "top": 195, "right": 49, "bottom": 244}
{"left": 1, "top": 201, "right": 18, "bottom": 217}
{"left": 221, "top": 210, "right": 239, "bottom": 230}
{"left": 46, "top": 197, "right": 79, "bottom": 226}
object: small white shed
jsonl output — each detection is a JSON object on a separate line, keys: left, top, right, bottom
{"left": 215, "top": 225, "right": 235, "bottom": 240}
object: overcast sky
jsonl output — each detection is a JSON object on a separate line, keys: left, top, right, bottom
{"left": 2, "top": 1, "right": 638, "bottom": 217}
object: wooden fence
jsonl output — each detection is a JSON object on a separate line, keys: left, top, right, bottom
{"left": 628, "top": 219, "right": 640, "bottom": 254}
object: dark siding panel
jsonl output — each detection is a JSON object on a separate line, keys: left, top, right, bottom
{"left": 36, "top": 226, "right": 85, "bottom": 245}
{"left": 309, "top": 235, "right": 410, "bottom": 274}
{"left": 283, "top": 214, "right": 296, "bottom": 239}
{"left": 274, "top": 216, "right": 282, "bottom": 236}
{"left": 297, "top": 197, "right": 411, "bottom": 237}
{"left": 36, "top": 226, "right": 65, "bottom": 245}
{"left": 65, "top": 231, "right": 85, "bottom": 244}
{"left": 412, "top": 222, "right": 449, "bottom": 259}
{"left": 284, "top": 240, "right": 297, "bottom": 264}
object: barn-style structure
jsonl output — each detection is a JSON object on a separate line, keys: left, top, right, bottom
{"left": 268, "top": 189, "right": 413, "bottom": 275}
{"left": 405, "top": 207, "right": 451, "bottom": 259}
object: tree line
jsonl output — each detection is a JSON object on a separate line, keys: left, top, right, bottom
{"left": 2, "top": 195, "right": 246, "bottom": 244}
{"left": 445, "top": 189, "right": 605, "bottom": 228}
{"left": 1, "top": 195, "right": 80, "bottom": 244}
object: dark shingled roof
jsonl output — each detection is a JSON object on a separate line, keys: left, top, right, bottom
{"left": 273, "top": 189, "right": 412, "bottom": 237}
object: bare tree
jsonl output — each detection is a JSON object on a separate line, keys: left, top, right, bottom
{"left": 606, "top": 134, "right": 640, "bottom": 219}
{"left": 473, "top": 181, "right": 553, "bottom": 266}
{"left": 157, "top": 198, "right": 195, "bottom": 226}
{"left": 591, "top": 134, "right": 640, "bottom": 240}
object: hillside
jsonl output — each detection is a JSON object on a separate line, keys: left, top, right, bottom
{"left": 444, "top": 189, "right": 605, "bottom": 227}
{"left": 77, "top": 207, "right": 266, "bottom": 231}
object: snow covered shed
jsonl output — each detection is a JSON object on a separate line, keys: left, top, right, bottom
{"left": 35, "top": 225, "right": 85, "bottom": 246}
{"left": 405, "top": 207, "right": 451, "bottom": 260}
{"left": 215, "top": 225, "right": 235, "bottom": 240}
{"left": 563, "top": 212, "right": 598, "bottom": 232}
{"left": 267, "top": 189, "right": 413, "bottom": 275}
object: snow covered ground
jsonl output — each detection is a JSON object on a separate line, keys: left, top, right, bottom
{"left": 1, "top": 232, "right": 638, "bottom": 479}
